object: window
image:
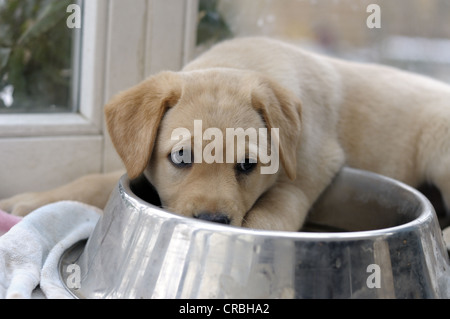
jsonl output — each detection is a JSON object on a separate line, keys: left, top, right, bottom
{"left": 0, "top": 0, "right": 198, "bottom": 198}
{"left": 196, "top": 0, "right": 450, "bottom": 84}
{"left": 0, "top": 0, "right": 81, "bottom": 113}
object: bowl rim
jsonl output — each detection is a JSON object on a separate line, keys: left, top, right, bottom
{"left": 119, "top": 167, "right": 437, "bottom": 242}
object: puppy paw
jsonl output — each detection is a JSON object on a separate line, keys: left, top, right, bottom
{"left": 0, "top": 192, "right": 51, "bottom": 217}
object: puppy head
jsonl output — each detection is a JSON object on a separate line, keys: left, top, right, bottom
{"left": 105, "top": 70, "right": 301, "bottom": 226}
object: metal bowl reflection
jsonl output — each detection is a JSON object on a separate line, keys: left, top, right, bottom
{"left": 59, "top": 167, "right": 450, "bottom": 298}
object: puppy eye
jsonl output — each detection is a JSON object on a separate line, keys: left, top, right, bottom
{"left": 236, "top": 158, "right": 257, "bottom": 174}
{"left": 169, "top": 149, "right": 192, "bottom": 168}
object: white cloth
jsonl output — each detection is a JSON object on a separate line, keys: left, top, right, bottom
{"left": 0, "top": 201, "right": 100, "bottom": 299}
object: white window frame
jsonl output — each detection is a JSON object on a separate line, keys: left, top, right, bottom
{"left": 0, "top": 0, "right": 199, "bottom": 198}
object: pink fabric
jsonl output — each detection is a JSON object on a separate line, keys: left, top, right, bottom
{"left": 0, "top": 209, "right": 22, "bottom": 236}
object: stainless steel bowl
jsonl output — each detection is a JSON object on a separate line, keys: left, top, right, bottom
{"left": 59, "top": 167, "right": 450, "bottom": 298}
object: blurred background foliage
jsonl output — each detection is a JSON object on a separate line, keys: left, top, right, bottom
{"left": 197, "top": 0, "right": 232, "bottom": 46}
{"left": 0, "top": 0, "right": 75, "bottom": 113}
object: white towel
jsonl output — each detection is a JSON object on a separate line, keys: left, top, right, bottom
{"left": 0, "top": 201, "right": 100, "bottom": 299}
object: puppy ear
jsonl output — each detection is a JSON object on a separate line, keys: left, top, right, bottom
{"left": 105, "top": 71, "right": 182, "bottom": 179}
{"left": 251, "top": 78, "right": 302, "bottom": 180}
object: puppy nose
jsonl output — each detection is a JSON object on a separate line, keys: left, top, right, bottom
{"left": 194, "top": 212, "right": 231, "bottom": 225}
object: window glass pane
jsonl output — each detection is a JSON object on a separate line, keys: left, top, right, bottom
{"left": 0, "top": 0, "right": 81, "bottom": 113}
{"left": 196, "top": 0, "right": 450, "bottom": 84}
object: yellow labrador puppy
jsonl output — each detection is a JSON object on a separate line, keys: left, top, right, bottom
{"left": 1, "top": 37, "right": 450, "bottom": 231}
